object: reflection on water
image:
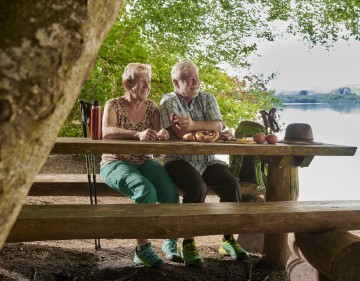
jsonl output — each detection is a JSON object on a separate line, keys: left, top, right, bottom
{"left": 278, "top": 102, "right": 359, "bottom": 201}
{"left": 281, "top": 101, "right": 360, "bottom": 114}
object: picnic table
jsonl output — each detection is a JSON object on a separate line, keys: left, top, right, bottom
{"left": 50, "top": 137, "right": 357, "bottom": 266}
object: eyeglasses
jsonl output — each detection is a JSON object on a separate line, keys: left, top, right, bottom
{"left": 181, "top": 77, "right": 200, "bottom": 84}
{"left": 137, "top": 79, "right": 151, "bottom": 84}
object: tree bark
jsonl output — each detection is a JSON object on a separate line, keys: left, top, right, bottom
{"left": 0, "top": 0, "right": 124, "bottom": 248}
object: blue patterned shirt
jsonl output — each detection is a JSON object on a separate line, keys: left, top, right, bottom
{"left": 159, "top": 91, "right": 226, "bottom": 174}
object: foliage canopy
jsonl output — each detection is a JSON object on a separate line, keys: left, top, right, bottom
{"left": 60, "top": 0, "right": 360, "bottom": 136}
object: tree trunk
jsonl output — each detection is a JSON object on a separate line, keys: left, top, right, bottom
{"left": 0, "top": 0, "right": 124, "bottom": 248}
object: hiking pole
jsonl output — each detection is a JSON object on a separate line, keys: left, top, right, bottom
{"left": 90, "top": 153, "right": 101, "bottom": 249}
{"left": 78, "top": 100, "right": 94, "bottom": 204}
{"left": 259, "top": 110, "right": 270, "bottom": 135}
{"left": 89, "top": 100, "right": 101, "bottom": 205}
{"left": 79, "top": 100, "right": 100, "bottom": 250}
{"left": 89, "top": 100, "right": 101, "bottom": 249}
{"left": 91, "top": 154, "right": 98, "bottom": 205}
{"left": 88, "top": 100, "right": 101, "bottom": 249}
{"left": 268, "top": 108, "right": 280, "bottom": 133}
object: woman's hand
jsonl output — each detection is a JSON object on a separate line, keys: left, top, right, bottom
{"left": 157, "top": 128, "right": 170, "bottom": 141}
{"left": 137, "top": 129, "right": 158, "bottom": 141}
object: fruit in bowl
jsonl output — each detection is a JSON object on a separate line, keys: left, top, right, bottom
{"left": 253, "top": 133, "right": 266, "bottom": 144}
{"left": 266, "top": 134, "right": 278, "bottom": 144}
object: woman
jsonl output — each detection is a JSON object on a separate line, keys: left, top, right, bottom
{"left": 100, "top": 63, "right": 182, "bottom": 268}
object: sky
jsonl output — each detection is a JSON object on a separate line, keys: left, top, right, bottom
{"left": 247, "top": 38, "right": 360, "bottom": 93}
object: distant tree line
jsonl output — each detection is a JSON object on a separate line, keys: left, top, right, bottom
{"left": 278, "top": 88, "right": 360, "bottom": 103}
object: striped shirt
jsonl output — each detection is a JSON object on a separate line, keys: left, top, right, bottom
{"left": 159, "top": 91, "right": 226, "bottom": 174}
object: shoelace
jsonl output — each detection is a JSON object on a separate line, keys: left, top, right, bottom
{"left": 141, "top": 245, "right": 158, "bottom": 260}
{"left": 167, "top": 240, "right": 177, "bottom": 252}
{"left": 229, "top": 238, "right": 239, "bottom": 246}
{"left": 184, "top": 243, "right": 199, "bottom": 256}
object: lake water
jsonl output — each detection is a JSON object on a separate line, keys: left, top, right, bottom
{"left": 278, "top": 102, "right": 360, "bottom": 201}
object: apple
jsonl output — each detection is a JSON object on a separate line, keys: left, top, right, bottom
{"left": 253, "top": 132, "right": 266, "bottom": 144}
{"left": 266, "top": 134, "right": 278, "bottom": 144}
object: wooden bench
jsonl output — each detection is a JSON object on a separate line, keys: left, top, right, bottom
{"left": 26, "top": 137, "right": 357, "bottom": 270}
{"left": 9, "top": 199, "right": 360, "bottom": 279}
{"left": 7, "top": 200, "right": 360, "bottom": 243}
{"left": 30, "top": 173, "right": 200, "bottom": 197}
{"left": 30, "top": 174, "right": 117, "bottom": 196}
{"left": 30, "top": 174, "right": 257, "bottom": 198}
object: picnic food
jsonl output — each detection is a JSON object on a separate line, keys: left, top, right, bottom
{"left": 237, "top": 138, "right": 256, "bottom": 144}
{"left": 218, "top": 132, "right": 237, "bottom": 141}
{"left": 253, "top": 133, "right": 266, "bottom": 144}
{"left": 266, "top": 134, "right": 278, "bottom": 144}
{"left": 195, "top": 130, "right": 220, "bottom": 143}
{"left": 181, "top": 130, "right": 220, "bottom": 142}
{"left": 182, "top": 133, "right": 196, "bottom": 142}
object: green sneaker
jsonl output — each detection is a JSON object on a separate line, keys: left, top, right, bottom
{"left": 219, "top": 235, "right": 248, "bottom": 260}
{"left": 162, "top": 239, "right": 184, "bottom": 263}
{"left": 134, "top": 242, "right": 164, "bottom": 268}
{"left": 181, "top": 240, "right": 203, "bottom": 267}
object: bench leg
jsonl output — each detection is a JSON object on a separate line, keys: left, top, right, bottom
{"left": 263, "top": 156, "right": 299, "bottom": 267}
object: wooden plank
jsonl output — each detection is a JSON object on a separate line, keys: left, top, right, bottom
{"left": 7, "top": 201, "right": 360, "bottom": 243}
{"left": 29, "top": 174, "right": 217, "bottom": 196}
{"left": 30, "top": 174, "right": 116, "bottom": 196}
{"left": 294, "top": 156, "right": 315, "bottom": 167}
{"left": 51, "top": 137, "right": 357, "bottom": 156}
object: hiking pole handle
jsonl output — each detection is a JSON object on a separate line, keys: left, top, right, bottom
{"left": 259, "top": 110, "right": 270, "bottom": 134}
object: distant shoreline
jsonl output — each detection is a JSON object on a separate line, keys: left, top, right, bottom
{"left": 278, "top": 93, "right": 360, "bottom": 104}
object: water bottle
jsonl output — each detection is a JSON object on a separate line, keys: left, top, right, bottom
{"left": 90, "top": 100, "right": 102, "bottom": 140}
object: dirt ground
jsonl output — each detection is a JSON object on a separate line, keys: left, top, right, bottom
{"left": 0, "top": 155, "right": 288, "bottom": 281}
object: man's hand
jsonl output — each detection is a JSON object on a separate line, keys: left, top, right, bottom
{"left": 171, "top": 114, "right": 194, "bottom": 131}
{"left": 169, "top": 113, "right": 222, "bottom": 140}
{"left": 157, "top": 128, "right": 170, "bottom": 141}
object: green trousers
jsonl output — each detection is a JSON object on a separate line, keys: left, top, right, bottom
{"left": 100, "top": 159, "right": 179, "bottom": 204}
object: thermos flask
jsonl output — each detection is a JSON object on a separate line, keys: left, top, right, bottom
{"left": 90, "top": 100, "right": 102, "bottom": 140}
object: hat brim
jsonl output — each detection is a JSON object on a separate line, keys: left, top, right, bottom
{"left": 278, "top": 139, "right": 323, "bottom": 145}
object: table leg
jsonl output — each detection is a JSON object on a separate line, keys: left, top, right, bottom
{"left": 263, "top": 156, "right": 299, "bottom": 267}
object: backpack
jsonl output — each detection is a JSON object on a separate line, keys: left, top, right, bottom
{"left": 229, "top": 121, "right": 267, "bottom": 190}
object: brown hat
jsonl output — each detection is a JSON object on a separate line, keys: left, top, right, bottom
{"left": 278, "top": 123, "right": 322, "bottom": 145}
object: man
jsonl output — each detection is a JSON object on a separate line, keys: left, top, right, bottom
{"left": 159, "top": 60, "right": 248, "bottom": 267}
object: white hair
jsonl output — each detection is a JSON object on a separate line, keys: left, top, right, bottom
{"left": 122, "top": 63, "right": 151, "bottom": 83}
{"left": 171, "top": 61, "right": 198, "bottom": 80}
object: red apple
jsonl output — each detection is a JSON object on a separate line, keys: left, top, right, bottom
{"left": 253, "top": 132, "right": 266, "bottom": 144}
{"left": 266, "top": 134, "right": 278, "bottom": 144}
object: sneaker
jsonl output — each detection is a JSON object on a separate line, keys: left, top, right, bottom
{"left": 181, "top": 240, "right": 203, "bottom": 267}
{"left": 162, "top": 239, "right": 184, "bottom": 263}
{"left": 219, "top": 235, "right": 248, "bottom": 260}
{"left": 133, "top": 242, "right": 164, "bottom": 268}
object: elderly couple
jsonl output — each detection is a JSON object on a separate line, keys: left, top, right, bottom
{"left": 100, "top": 61, "right": 247, "bottom": 268}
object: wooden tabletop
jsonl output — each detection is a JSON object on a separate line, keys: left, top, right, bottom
{"left": 52, "top": 137, "right": 357, "bottom": 156}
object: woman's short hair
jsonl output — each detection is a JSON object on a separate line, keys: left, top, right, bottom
{"left": 171, "top": 61, "right": 198, "bottom": 80}
{"left": 122, "top": 63, "right": 151, "bottom": 83}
